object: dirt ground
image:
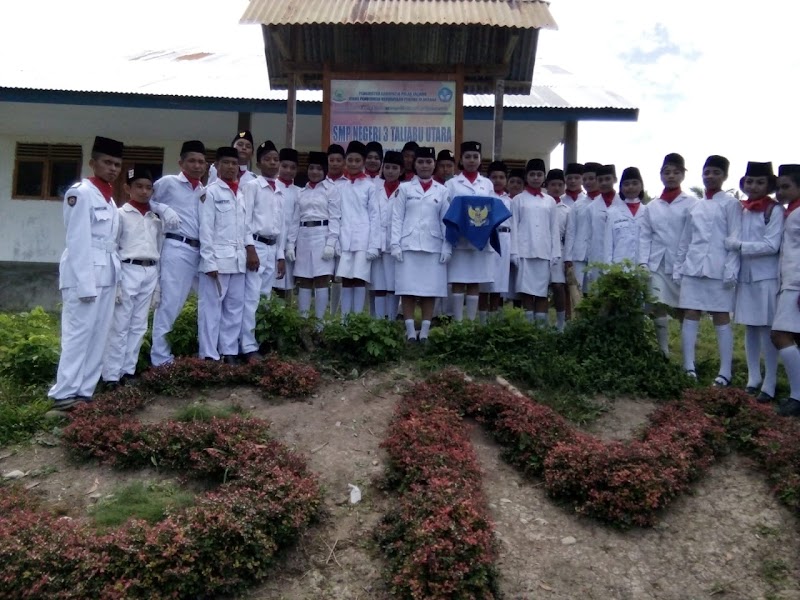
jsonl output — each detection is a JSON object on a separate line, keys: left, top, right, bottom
{"left": 2, "top": 369, "right": 799, "bottom": 600}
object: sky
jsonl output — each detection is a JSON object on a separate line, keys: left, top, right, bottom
{"left": 1, "top": 0, "right": 798, "bottom": 193}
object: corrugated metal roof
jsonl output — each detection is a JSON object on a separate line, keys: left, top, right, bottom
{"left": 240, "top": 0, "right": 557, "bottom": 30}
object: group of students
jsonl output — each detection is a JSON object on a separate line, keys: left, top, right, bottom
{"left": 46, "top": 133, "right": 800, "bottom": 419}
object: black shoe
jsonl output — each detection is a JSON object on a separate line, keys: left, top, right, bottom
{"left": 712, "top": 374, "right": 731, "bottom": 388}
{"left": 222, "top": 355, "right": 240, "bottom": 365}
{"left": 745, "top": 386, "right": 760, "bottom": 396}
{"left": 104, "top": 380, "right": 120, "bottom": 391}
{"left": 418, "top": 337, "right": 429, "bottom": 346}
{"left": 241, "top": 351, "right": 263, "bottom": 363}
{"left": 120, "top": 373, "right": 136, "bottom": 386}
{"left": 51, "top": 397, "right": 84, "bottom": 411}
{"left": 756, "top": 391, "right": 774, "bottom": 404}
{"left": 406, "top": 337, "right": 418, "bottom": 345}
{"left": 777, "top": 398, "right": 800, "bottom": 417}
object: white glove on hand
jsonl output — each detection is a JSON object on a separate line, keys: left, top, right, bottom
{"left": 638, "top": 263, "right": 650, "bottom": 273}
{"left": 724, "top": 277, "right": 737, "bottom": 289}
{"left": 115, "top": 284, "right": 123, "bottom": 305}
{"left": 672, "top": 270, "right": 682, "bottom": 283}
{"left": 723, "top": 237, "right": 742, "bottom": 252}
{"left": 162, "top": 207, "right": 181, "bottom": 230}
{"left": 439, "top": 249, "right": 452, "bottom": 264}
{"left": 285, "top": 248, "right": 296, "bottom": 262}
{"left": 321, "top": 245, "right": 335, "bottom": 261}
{"left": 510, "top": 254, "right": 520, "bottom": 267}
{"left": 391, "top": 247, "right": 403, "bottom": 262}
{"left": 366, "top": 249, "right": 380, "bottom": 261}
{"left": 151, "top": 287, "right": 161, "bottom": 309}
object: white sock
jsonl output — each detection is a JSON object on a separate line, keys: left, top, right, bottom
{"left": 744, "top": 326, "right": 763, "bottom": 389}
{"left": 525, "top": 310, "right": 534, "bottom": 323}
{"left": 534, "top": 312, "right": 548, "bottom": 325}
{"left": 386, "top": 293, "right": 398, "bottom": 319}
{"left": 314, "top": 287, "right": 329, "bottom": 320}
{"left": 465, "top": 295, "right": 479, "bottom": 320}
{"left": 353, "top": 286, "right": 366, "bottom": 313}
{"left": 681, "top": 319, "right": 699, "bottom": 372}
{"left": 340, "top": 287, "right": 354, "bottom": 316}
{"left": 420, "top": 319, "right": 431, "bottom": 339}
{"left": 478, "top": 310, "right": 488, "bottom": 325}
{"left": 405, "top": 319, "right": 416, "bottom": 339}
{"left": 374, "top": 296, "right": 387, "bottom": 320}
{"left": 297, "top": 288, "right": 312, "bottom": 317}
{"left": 779, "top": 345, "right": 800, "bottom": 400}
{"left": 556, "top": 311, "right": 566, "bottom": 332}
{"left": 715, "top": 323, "right": 734, "bottom": 381}
{"left": 452, "top": 293, "right": 465, "bottom": 321}
{"left": 761, "top": 326, "right": 778, "bottom": 397}
{"left": 654, "top": 316, "right": 669, "bottom": 356}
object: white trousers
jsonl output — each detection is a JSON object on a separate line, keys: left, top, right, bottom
{"left": 48, "top": 285, "right": 116, "bottom": 400}
{"left": 102, "top": 263, "right": 159, "bottom": 382}
{"left": 199, "top": 272, "right": 246, "bottom": 359}
{"left": 150, "top": 241, "right": 199, "bottom": 365}
{"left": 240, "top": 241, "right": 277, "bottom": 354}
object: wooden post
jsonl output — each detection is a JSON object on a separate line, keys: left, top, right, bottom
{"left": 563, "top": 120, "right": 578, "bottom": 166}
{"left": 493, "top": 79, "right": 504, "bottom": 160}
{"left": 286, "top": 73, "right": 298, "bottom": 149}
{"left": 237, "top": 112, "right": 251, "bottom": 133}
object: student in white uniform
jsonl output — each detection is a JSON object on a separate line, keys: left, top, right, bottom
{"left": 150, "top": 140, "right": 208, "bottom": 366}
{"left": 504, "top": 168, "right": 526, "bottom": 307}
{"left": 287, "top": 151, "right": 342, "bottom": 322}
{"left": 511, "top": 158, "right": 560, "bottom": 325}
{"left": 564, "top": 162, "right": 602, "bottom": 292}
{"left": 391, "top": 146, "right": 451, "bottom": 342}
{"left": 586, "top": 164, "right": 625, "bottom": 286}
{"left": 728, "top": 161, "right": 783, "bottom": 401}
{"left": 365, "top": 141, "right": 384, "bottom": 182}
{"left": 102, "top": 167, "right": 162, "bottom": 387}
{"left": 273, "top": 147, "right": 300, "bottom": 302}
{"left": 198, "top": 147, "right": 248, "bottom": 363}
{"left": 674, "top": 155, "right": 742, "bottom": 385}
{"left": 604, "top": 166, "right": 647, "bottom": 265}
{"left": 401, "top": 141, "right": 419, "bottom": 183}
{"left": 772, "top": 165, "right": 800, "bottom": 416}
{"left": 446, "top": 141, "right": 495, "bottom": 321}
{"left": 208, "top": 130, "right": 257, "bottom": 186}
{"left": 561, "top": 163, "right": 586, "bottom": 209}
{"left": 335, "top": 141, "right": 381, "bottom": 318}
{"left": 326, "top": 144, "right": 348, "bottom": 316}
{"left": 48, "top": 136, "right": 124, "bottom": 409}
{"left": 434, "top": 149, "right": 456, "bottom": 186}
{"left": 638, "top": 153, "right": 697, "bottom": 356}
{"left": 478, "top": 161, "right": 512, "bottom": 323}
{"left": 546, "top": 168, "right": 571, "bottom": 331}
{"left": 238, "top": 144, "right": 289, "bottom": 361}
{"left": 369, "top": 151, "right": 403, "bottom": 319}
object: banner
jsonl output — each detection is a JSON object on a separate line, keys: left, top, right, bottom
{"left": 329, "top": 79, "right": 456, "bottom": 153}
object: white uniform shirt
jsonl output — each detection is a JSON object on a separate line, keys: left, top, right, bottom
{"left": 510, "top": 190, "right": 561, "bottom": 260}
{"left": 151, "top": 173, "right": 205, "bottom": 240}
{"left": 586, "top": 193, "right": 626, "bottom": 265}
{"left": 675, "top": 191, "right": 742, "bottom": 281}
{"left": 604, "top": 202, "right": 647, "bottom": 265}
{"left": 555, "top": 199, "right": 571, "bottom": 255}
{"left": 338, "top": 175, "right": 381, "bottom": 253}
{"left": 560, "top": 191, "right": 585, "bottom": 209}
{"left": 780, "top": 206, "right": 800, "bottom": 291}
{"left": 738, "top": 201, "right": 783, "bottom": 283}
{"left": 564, "top": 195, "right": 596, "bottom": 262}
{"left": 198, "top": 180, "right": 247, "bottom": 274}
{"left": 370, "top": 181, "right": 401, "bottom": 252}
{"left": 117, "top": 203, "right": 162, "bottom": 262}
{"left": 276, "top": 179, "right": 300, "bottom": 258}
{"left": 446, "top": 173, "right": 495, "bottom": 251}
{"left": 391, "top": 179, "right": 451, "bottom": 254}
{"left": 207, "top": 164, "right": 256, "bottom": 186}
{"left": 638, "top": 191, "right": 697, "bottom": 274}
{"left": 288, "top": 179, "right": 342, "bottom": 250}
{"left": 243, "top": 177, "right": 287, "bottom": 261}
{"left": 59, "top": 179, "right": 120, "bottom": 297}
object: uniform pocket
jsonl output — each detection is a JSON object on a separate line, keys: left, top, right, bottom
{"left": 92, "top": 206, "right": 111, "bottom": 222}
{"left": 213, "top": 244, "right": 236, "bottom": 258}
{"left": 214, "top": 201, "right": 233, "bottom": 213}
{"left": 92, "top": 248, "right": 107, "bottom": 266}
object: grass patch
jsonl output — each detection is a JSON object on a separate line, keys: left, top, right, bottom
{"left": 760, "top": 558, "right": 790, "bottom": 585}
{"left": 90, "top": 481, "right": 196, "bottom": 528}
{"left": 0, "top": 377, "right": 52, "bottom": 446}
{"left": 172, "top": 402, "right": 247, "bottom": 423}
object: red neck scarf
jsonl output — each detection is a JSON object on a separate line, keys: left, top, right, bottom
{"left": 223, "top": 179, "right": 238, "bottom": 196}
{"left": 182, "top": 172, "right": 201, "bottom": 190}
{"left": 588, "top": 190, "right": 601, "bottom": 199}
{"left": 434, "top": 176, "right": 445, "bottom": 185}
{"left": 128, "top": 200, "right": 150, "bottom": 216}
{"left": 463, "top": 171, "right": 478, "bottom": 184}
{"left": 661, "top": 187, "right": 682, "bottom": 203}
{"left": 366, "top": 168, "right": 381, "bottom": 178}
{"left": 601, "top": 190, "right": 616, "bottom": 207}
{"left": 384, "top": 180, "right": 400, "bottom": 197}
{"left": 627, "top": 201, "right": 640, "bottom": 216}
{"left": 705, "top": 189, "right": 720, "bottom": 200}
{"left": 787, "top": 197, "right": 800, "bottom": 217}
{"left": 308, "top": 181, "right": 318, "bottom": 189}
{"left": 494, "top": 186, "right": 506, "bottom": 196}
{"left": 554, "top": 196, "right": 562, "bottom": 204}
{"left": 278, "top": 177, "right": 293, "bottom": 188}
{"left": 346, "top": 172, "right": 367, "bottom": 183}
{"left": 89, "top": 176, "right": 113, "bottom": 202}
{"left": 525, "top": 185, "right": 543, "bottom": 197}
{"left": 403, "top": 171, "right": 415, "bottom": 182}
{"left": 419, "top": 179, "right": 433, "bottom": 192}
{"left": 565, "top": 189, "right": 581, "bottom": 201}
{"left": 743, "top": 196, "right": 773, "bottom": 213}
{"left": 266, "top": 178, "right": 276, "bottom": 191}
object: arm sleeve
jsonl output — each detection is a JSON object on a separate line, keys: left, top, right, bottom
{"left": 276, "top": 195, "right": 289, "bottom": 261}
{"left": 723, "top": 199, "right": 743, "bottom": 279}
{"left": 603, "top": 212, "right": 614, "bottom": 265}
{"left": 390, "top": 187, "right": 407, "bottom": 250}
{"left": 674, "top": 212, "right": 691, "bottom": 277}
{"left": 439, "top": 191, "right": 452, "bottom": 254}
{"left": 638, "top": 205, "right": 653, "bottom": 266}
{"left": 510, "top": 197, "right": 520, "bottom": 257}
{"left": 740, "top": 208, "right": 784, "bottom": 257}
{"left": 550, "top": 203, "right": 561, "bottom": 260}
{"left": 287, "top": 195, "right": 300, "bottom": 249}
{"left": 366, "top": 185, "right": 382, "bottom": 252}
{"left": 63, "top": 186, "right": 96, "bottom": 298}
{"left": 243, "top": 183, "right": 256, "bottom": 242}
{"left": 198, "top": 190, "right": 217, "bottom": 273}
{"left": 326, "top": 188, "right": 342, "bottom": 248}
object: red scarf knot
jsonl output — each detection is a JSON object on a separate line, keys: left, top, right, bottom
{"left": 463, "top": 171, "right": 479, "bottom": 184}
{"left": 566, "top": 189, "right": 581, "bottom": 201}
{"left": 266, "top": 178, "right": 276, "bottom": 191}
{"left": 128, "top": 200, "right": 150, "bottom": 216}
{"left": 419, "top": 179, "right": 433, "bottom": 192}
{"left": 661, "top": 187, "right": 682, "bottom": 203}
{"left": 588, "top": 190, "right": 601, "bottom": 199}
{"left": 182, "top": 172, "right": 201, "bottom": 190}
{"left": 89, "top": 176, "right": 113, "bottom": 202}
{"left": 384, "top": 180, "right": 400, "bottom": 197}
{"left": 787, "top": 197, "right": 800, "bottom": 216}
{"left": 223, "top": 179, "right": 239, "bottom": 196}
{"left": 601, "top": 190, "right": 616, "bottom": 207}
{"left": 525, "top": 185, "right": 543, "bottom": 197}
{"left": 743, "top": 196, "right": 773, "bottom": 213}
{"left": 627, "top": 202, "right": 640, "bottom": 216}
{"left": 278, "top": 177, "right": 293, "bottom": 188}
{"left": 705, "top": 189, "right": 720, "bottom": 200}
{"left": 346, "top": 172, "right": 367, "bottom": 183}
{"left": 433, "top": 176, "right": 445, "bottom": 185}
{"left": 403, "top": 171, "right": 415, "bottom": 182}
{"left": 308, "top": 181, "right": 318, "bottom": 189}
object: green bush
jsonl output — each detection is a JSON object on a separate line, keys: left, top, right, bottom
{"left": 320, "top": 312, "right": 405, "bottom": 366}
{"left": 165, "top": 294, "right": 198, "bottom": 358}
{"left": 0, "top": 378, "right": 53, "bottom": 445}
{"left": 254, "top": 296, "right": 315, "bottom": 356}
{"left": 0, "top": 307, "right": 60, "bottom": 385}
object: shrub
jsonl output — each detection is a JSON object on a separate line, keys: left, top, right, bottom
{"left": 254, "top": 296, "right": 315, "bottom": 356}
{"left": 0, "top": 378, "right": 53, "bottom": 446}
{"left": 320, "top": 312, "right": 405, "bottom": 366}
{"left": 165, "top": 293, "right": 198, "bottom": 358}
{"left": 0, "top": 307, "right": 60, "bottom": 385}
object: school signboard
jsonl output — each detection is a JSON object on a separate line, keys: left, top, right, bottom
{"left": 326, "top": 78, "right": 459, "bottom": 153}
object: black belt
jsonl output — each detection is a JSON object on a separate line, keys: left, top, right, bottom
{"left": 301, "top": 220, "right": 328, "bottom": 227}
{"left": 497, "top": 226, "right": 511, "bottom": 233}
{"left": 165, "top": 233, "right": 200, "bottom": 248}
{"left": 253, "top": 234, "right": 277, "bottom": 245}
{"left": 122, "top": 258, "right": 157, "bottom": 267}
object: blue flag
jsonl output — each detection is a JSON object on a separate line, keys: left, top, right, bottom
{"left": 443, "top": 195, "right": 512, "bottom": 253}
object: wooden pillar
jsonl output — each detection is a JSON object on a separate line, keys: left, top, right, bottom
{"left": 286, "top": 72, "right": 298, "bottom": 148}
{"left": 492, "top": 79, "right": 505, "bottom": 160}
{"left": 563, "top": 120, "right": 578, "bottom": 166}
{"left": 237, "top": 111, "right": 251, "bottom": 133}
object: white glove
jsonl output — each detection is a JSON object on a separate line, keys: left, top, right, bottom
{"left": 724, "top": 277, "right": 737, "bottom": 289}
{"left": 162, "top": 207, "right": 181, "bottom": 230}
{"left": 285, "top": 248, "right": 296, "bottom": 262}
{"left": 322, "top": 245, "right": 335, "bottom": 261}
{"left": 638, "top": 263, "right": 650, "bottom": 273}
{"left": 672, "top": 272, "right": 682, "bottom": 283}
{"left": 366, "top": 249, "right": 380, "bottom": 261}
{"left": 151, "top": 287, "right": 161, "bottom": 309}
{"left": 724, "top": 237, "right": 742, "bottom": 252}
{"left": 391, "top": 247, "right": 403, "bottom": 262}
{"left": 114, "top": 284, "right": 122, "bottom": 305}
{"left": 79, "top": 296, "right": 96, "bottom": 303}
{"left": 439, "top": 249, "right": 452, "bottom": 264}
{"left": 510, "top": 254, "right": 519, "bottom": 267}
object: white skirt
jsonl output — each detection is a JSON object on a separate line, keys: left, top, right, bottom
{"left": 549, "top": 256, "right": 566, "bottom": 285}
{"left": 679, "top": 276, "right": 734, "bottom": 313}
{"left": 448, "top": 248, "right": 495, "bottom": 284}
{"left": 396, "top": 251, "right": 447, "bottom": 297}
{"left": 370, "top": 253, "right": 396, "bottom": 292}
{"left": 294, "top": 226, "right": 335, "bottom": 279}
{"left": 771, "top": 290, "right": 800, "bottom": 333}
{"left": 336, "top": 250, "right": 371, "bottom": 282}
{"left": 516, "top": 258, "right": 551, "bottom": 297}
{"left": 649, "top": 267, "right": 680, "bottom": 308}
{"left": 734, "top": 278, "right": 778, "bottom": 326}
{"left": 479, "top": 232, "right": 511, "bottom": 293}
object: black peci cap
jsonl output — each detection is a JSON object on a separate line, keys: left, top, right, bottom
{"left": 525, "top": 158, "right": 546, "bottom": 173}
{"left": 565, "top": 163, "right": 584, "bottom": 176}
{"left": 365, "top": 141, "right": 384, "bottom": 159}
{"left": 402, "top": 141, "right": 419, "bottom": 153}
{"left": 703, "top": 155, "right": 730, "bottom": 174}
{"left": 256, "top": 140, "right": 278, "bottom": 161}
{"left": 383, "top": 151, "right": 404, "bottom": 167}
{"left": 327, "top": 144, "right": 345, "bottom": 157}
{"left": 744, "top": 161, "right": 774, "bottom": 178}
{"left": 307, "top": 151, "right": 328, "bottom": 168}
{"left": 415, "top": 146, "right": 436, "bottom": 160}
{"left": 596, "top": 164, "right": 617, "bottom": 178}
{"left": 345, "top": 140, "right": 368, "bottom": 158}
{"left": 180, "top": 140, "right": 205, "bottom": 156}
{"left": 620, "top": 166, "right": 643, "bottom": 184}
{"left": 583, "top": 162, "right": 603, "bottom": 175}
{"left": 436, "top": 149, "right": 455, "bottom": 163}
{"left": 778, "top": 164, "right": 800, "bottom": 177}
{"left": 487, "top": 161, "right": 508, "bottom": 174}
{"left": 126, "top": 166, "right": 153, "bottom": 184}
{"left": 93, "top": 136, "right": 124, "bottom": 158}
{"left": 279, "top": 148, "right": 299, "bottom": 164}
{"left": 216, "top": 146, "right": 239, "bottom": 160}
{"left": 508, "top": 168, "right": 526, "bottom": 181}
{"left": 232, "top": 130, "right": 254, "bottom": 146}
{"left": 546, "top": 168, "right": 565, "bottom": 183}
{"left": 460, "top": 141, "right": 481, "bottom": 155}
{"left": 662, "top": 153, "right": 686, "bottom": 171}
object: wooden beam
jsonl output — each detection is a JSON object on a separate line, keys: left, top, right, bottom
{"left": 237, "top": 112, "right": 251, "bottom": 133}
{"left": 563, "top": 121, "right": 578, "bottom": 166}
{"left": 285, "top": 73, "right": 297, "bottom": 149}
{"left": 492, "top": 79, "right": 504, "bottom": 160}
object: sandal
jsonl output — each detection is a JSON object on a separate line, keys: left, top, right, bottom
{"left": 712, "top": 374, "right": 731, "bottom": 387}
{"left": 685, "top": 370, "right": 698, "bottom": 380}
